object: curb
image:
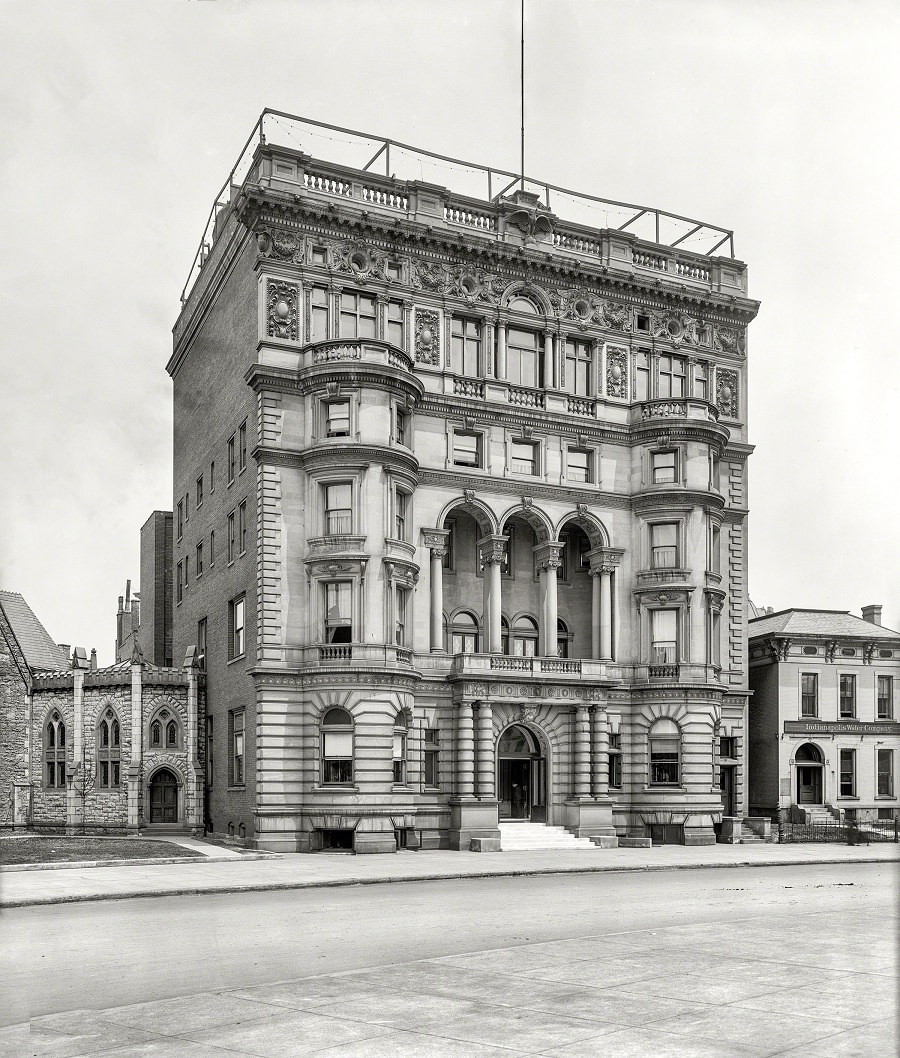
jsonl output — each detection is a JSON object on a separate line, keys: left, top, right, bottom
{"left": 3, "top": 855, "right": 894, "bottom": 909}
{"left": 0, "top": 854, "right": 275, "bottom": 873}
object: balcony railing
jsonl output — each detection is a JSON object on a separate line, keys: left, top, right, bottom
{"left": 315, "top": 643, "right": 413, "bottom": 666}
{"left": 638, "top": 398, "right": 719, "bottom": 424}
{"left": 450, "top": 653, "right": 611, "bottom": 680}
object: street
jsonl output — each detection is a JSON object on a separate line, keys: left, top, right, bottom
{"left": 1, "top": 862, "right": 897, "bottom": 1055}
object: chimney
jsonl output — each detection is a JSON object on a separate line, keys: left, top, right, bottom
{"left": 862, "top": 604, "right": 882, "bottom": 627}
{"left": 90, "top": 648, "right": 98, "bottom": 670}
{"left": 58, "top": 643, "right": 70, "bottom": 661}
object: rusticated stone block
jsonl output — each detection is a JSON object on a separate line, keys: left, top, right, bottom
{"left": 618, "top": 836, "right": 652, "bottom": 848}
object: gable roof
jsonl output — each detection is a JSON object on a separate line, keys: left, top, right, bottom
{"left": 0, "top": 592, "right": 70, "bottom": 671}
{"left": 748, "top": 608, "right": 900, "bottom": 642}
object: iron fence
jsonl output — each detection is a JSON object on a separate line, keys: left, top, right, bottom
{"left": 776, "top": 819, "right": 899, "bottom": 844}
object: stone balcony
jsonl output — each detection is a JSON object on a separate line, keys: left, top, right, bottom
{"left": 633, "top": 398, "right": 719, "bottom": 426}
{"left": 448, "top": 652, "right": 613, "bottom": 682}
{"left": 286, "top": 643, "right": 415, "bottom": 668}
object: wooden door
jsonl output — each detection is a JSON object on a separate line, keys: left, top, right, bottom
{"left": 149, "top": 769, "right": 178, "bottom": 823}
{"left": 797, "top": 766, "right": 822, "bottom": 804}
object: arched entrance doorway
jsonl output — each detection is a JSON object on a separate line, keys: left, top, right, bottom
{"left": 795, "top": 743, "right": 824, "bottom": 805}
{"left": 148, "top": 768, "right": 179, "bottom": 824}
{"left": 497, "top": 725, "right": 546, "bottom": 822}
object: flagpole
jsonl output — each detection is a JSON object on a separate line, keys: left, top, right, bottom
{"left": 520, "top": 0, "right": 525, "bottom": 190}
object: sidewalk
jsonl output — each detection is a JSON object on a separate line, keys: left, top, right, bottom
{"left": 2, "top": 838, "right": 897, "bottom": 909}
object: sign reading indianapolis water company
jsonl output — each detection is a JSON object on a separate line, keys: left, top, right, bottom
{"left": 784, "top": 720, "right": 900, "bottom": 736}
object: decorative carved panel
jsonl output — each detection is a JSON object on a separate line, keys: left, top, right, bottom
{"left": 414, "top": 308, "right": 440, "bottom": 365}
{"left": 715, "top": 368, "right": 739, "bottom": 418}
{"left": 605, "top": 345, "right": 628, "bottom": 398}
{"left": 266, "top": 280, "right": 299, "bottom": 341}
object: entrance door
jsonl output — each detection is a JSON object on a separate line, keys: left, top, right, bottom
{"left": 720, "top": 765, "right": 736, "bottom": 816}
{"left": 499, "top": 759, "right": 530, "bottom": 818}
{"left": 797, "top": 766, "right": 823, "bottom": 804}
{"left": 149, "top": 769, "right": 178, "bottom": 823}
{"left": 497, "top": 725, "right": 545, "bottom": 820}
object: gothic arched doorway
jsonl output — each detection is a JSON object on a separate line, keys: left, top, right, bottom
{"left": 148, "top": 768, "right": 179, "bottom": 824}
{"left": 497, "top": 724, "right": 546, "bottom": 822}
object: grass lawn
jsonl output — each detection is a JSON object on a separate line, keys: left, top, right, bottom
{"left": 0, "top": 837, "right": 203, "bottom": 866}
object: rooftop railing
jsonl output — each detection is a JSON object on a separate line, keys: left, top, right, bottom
{"left": 180, "top": 110, "right": 736, "bottom": 306}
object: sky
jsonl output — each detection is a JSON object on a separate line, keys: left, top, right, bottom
{"left": 0, "top": 0, "right": 897, "bottom": 661}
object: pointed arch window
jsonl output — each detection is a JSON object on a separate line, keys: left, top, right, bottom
{"left": 149, "top": 707, "right": 182, "bottom": 750}
{"left": 44, "top": 711, "right": 66, "bottom": 789}
{"left": 97, "top": 707, "right": 121, "bottom": 788}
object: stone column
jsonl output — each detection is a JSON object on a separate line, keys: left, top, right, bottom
{"left": 476, "top": 701, "right": 495, "bottom": 799}
{"left": 479, "top": 535, "right": 507, "bottom": 653}
{"left": 68, "top": 649, "right": 87, "bottom": 834}
{"left": 534, "top": 542, "right": 564, "bottom": 657}
{"left": 457, "top": 702, "right": 475, "bottom": 798}
{"left": 573, "top": 705, "right": 591, "bottom": 798}
{"left": 496, "top": 321, "right": 507, "bottom": 380}
{"left": 422, "top": 529, "right": 450, "bottom": 653}
{"left": 128, "top": 643, "right": 144, "bottom": 830}
{"left": 184, "top": 646, "right": 202, "bottom": 831}
{"left": 592, "top": 706, "right": 609, "bottom": 798}
{"left": 600, "top": 569, "right": 613, "bottom": 661}
{"left": 590, "top": 570, "right": 602, "bottom": 660}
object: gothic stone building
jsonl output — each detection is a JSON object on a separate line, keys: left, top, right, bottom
{"left": 169, "top": 115, "right": 758, "bottom": 852}
{"left": 0, "top": 590, "right": 202, "bottom": 832}
{"left": 748, "top": 605, "right": 899, "bottom": 823}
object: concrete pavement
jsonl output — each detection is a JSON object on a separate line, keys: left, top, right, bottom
{"left": 1, "top": 836, "right": 897, "bottom": 909}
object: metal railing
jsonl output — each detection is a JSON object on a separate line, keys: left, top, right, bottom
{"left": 777, "top": 818, "right": 899, "bottom": 844}
{"left": 180, "top": 109, "right": 737, "bottom": 306}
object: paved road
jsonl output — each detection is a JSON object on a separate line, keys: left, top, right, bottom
{"left": 2, "top": 862, "right": 894, "bottom": 1029}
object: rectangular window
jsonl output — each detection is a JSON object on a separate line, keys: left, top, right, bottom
{"left": 877, "top": 749, "right": 894, "bottom": 797}
{"left": 709, "top": 450, "right": 719, "bottom": 492}
{"left": 324, "top": 582, "right": 352, "bottom": 643}
{"left": 324, "top": 482, "right": 352, "bottom": 535}
{"left": 230, "top": 710, "right": 245, "bottom": 786}
{"left": 311, "top": 246, "right": 327, "bottom": 266}
{"left": 322, "top": 728, "right": 353, "bottom": 784}
{"left": 311, "top": 285, "right": 328, "bottom": 341}
{"left": 511, "top": 440, "right": 538, "bottom": 475}
{"left": 635, "top": 350, "right": 650, "bottom": 401}
{"left": 719, "top": 736, "right": 737, "bottom": 759}
{"left": 387, "top": 299, "right": 404, "bottom": 348}
{"left": 340, "top": 290, "right": 377, "bottom": 338}
{"left": 392, "top": 729, "right": 407, "bottom": 784}
{"left": 563, "top": 338, "right": 592, "bottom": 396}
{"left": 452, "top": 431, "right": 482, "bottom": 468}
{"left": 839, "top": 748, "right": 855, "bottom": 797}
{"left": 229, "top": 596, "right": 245, "bottom": 659}
{"left": 325, "top": 399, "right": 351, "bottom": 438}
{"left": 238, "top": 421, "right": 247, "bottom": 472}
{"left": 195, "top": 542, "right": 203, "bottom": 578}
{"left": 395, "top": 586, "right": 409, "bottom": 646}
{"left": 658, "top": 354, "right": 686, "bottom": 399}
{"left": 197, "top": 617, "right": 207, "bottom": 671}
{"left": 394, "top": 406, "right": 408, "bottom": 446}
{"left": 608, "top": 732, "right": 622, "bottom": 788}
{"left": 424, "top": 728, "right": 440, "bottom": 787}
{"left": 196, "top": 475, "right": 203, "bottom": 508}
{"left": 878, "top": 676, "right": 894, "bottom": 719}
{"left": 651, "top": 450, "right": 677, "bottom": 484}
{"left": 239, "top": 501, "right": 247, "bottom": 555}
{"left": 650, "top": 737, "right": 680, "bottom": 785}
{"left": 709, "top": 522, "right": 721, "bottom": 574}
{"left": 209, "top": 529, "right": 215, "bottom": 567}
{"left": 801, "top": 673, "right": 818, "bottom": 717}
{"left": 693, "top": 362, "right": 709, "bottom": 400}
{"left": 650, "top": 523, "right": 678, "bottom": 569}
{"left": 708, "top": 608, "right": 721, "bottom": 667}
{"left": 394, "top": 489, "right": 408, "bottom": 541}
{"left": 176, "top": 560, "right": 184, "bottom": 604}
{"left": 567, "top": 447, "right": 592, "bottom": 484}
{"left": 227, "top": 511, "right": 236, "bottom": 562}
{"left": 185, "top": 491, "right": 189, "bottom": 522}
{"left": 839, "top": 674, "right": 856, "bottom": 718}
{"left": 210, "top": 460, "right": 215, "bottom": 492}
{"left": 176, "top": 499, "right": 184, "bottom": 540}
{"left": 651, "top": 609, "right": 678, "bottom": 665}
{"left": 507, "top": 328, "right": 541, "bottom": 388}
{"left": 451, "top": 317, "right": 481, "bottom": 377}
{"left": 227, "top": 435, "right": 236, "bottom": 483}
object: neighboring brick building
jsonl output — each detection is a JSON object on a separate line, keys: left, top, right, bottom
{"left": 115, "top": 511, "right": 173, "bottom": 666}
{"left": 1, "top": 591, "right": 203, "bottom": 832}
{"left": 169, "top": 112, "right": 759, "bottom": 852}
{"left": 748, "top": 605, "right": 900, "bottom": 823}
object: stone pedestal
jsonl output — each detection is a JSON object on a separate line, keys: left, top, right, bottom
{"left": 718, "top": 816, "right": 743, "bottom": 844}
{"left": 563, "top": 797, "right": 617, "bottom": 839}
{"left": 448, "top": 798, "right": 500, "bottom": 851}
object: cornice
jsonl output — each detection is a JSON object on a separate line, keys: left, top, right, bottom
{"left": 245, "top": 360, "right": 425, "bottom": 403}
{"left": 418, "top": 469, "right": 633, "bottom": 510}
{"left": 633, "top": 488, "right": 726, "bottom": 512}
{"left": 254, "top": 443, "right": 419, "bottom": 476}
{"left": 250, "top": 667, "right": 421, "bottom": 691}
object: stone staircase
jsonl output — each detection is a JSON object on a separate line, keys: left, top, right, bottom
{"left": 499, "top": 821, "right": 599, "bottom": 851}
{"left": 802, "top": 806, "right": 838, "bottom": 825}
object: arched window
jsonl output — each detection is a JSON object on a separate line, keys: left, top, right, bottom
{"left": 149, "top": 706, "right": 181, "bottom": 750}
{"left": 501, "top": 616, "right": 510, "bottom": 656}
{"left": 795, "top": 743, "right": 824, "bottom": 764}
{"left": 97, "top": 707, "right": 121, "bottom": 789}
{"left": 508, "top": 296, "right": 539, "bottom": 314}
{"left": 392, "top": 712, "right": 408, "bottom": 785}
{"left": 321, "top": 708, "right": 354, "bottom": 785}
{"left": 557, "top": 619, "right": 571, "bottom": 659}
{"left": 512, "top": 615, "right": 539, "bottom": 657}
{"left": 450, "top": 611, "right": 480, "bottom": 654}
{"left": 44, "top": 711, "right": 66, "bottom": 789}
{"left": 649, "top": 718, "right": 681, "bottom": 785}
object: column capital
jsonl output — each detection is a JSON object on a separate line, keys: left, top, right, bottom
{"left": 533, "top": 541, "right": 564, "bottom": 571}
{"left": 587, "top": 546, "right": 625, "bottom": 575}
{"left": 478, "top": 534, "right": 508, "bottom": 566}
{"left": 422, "top": 527, "right": 451, "bottom": 555}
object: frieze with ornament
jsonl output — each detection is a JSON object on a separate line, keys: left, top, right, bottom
{"left": 714, "top": 324, "right": 746, "bottom": 356}
{"left": 605, "top": 345, "right": 628, "bottom": 398}
{"left": 414, "top": 308, "right": 440, "bottom": 365}
{"left": 256, "top": 227, "right": 306, "bottom": 264}
{"left": 715, "top": 368, "right": 739, "bottom": 418}
{"left": 266, "top": 280, "right": 299, "bottom": 341}
{"left": 331, "top": 239, "right": 389, "bottom": 283}
{"left": 459, "top": 681, "right": 604, "bottom": 701}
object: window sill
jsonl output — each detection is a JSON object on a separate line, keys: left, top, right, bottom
{"left": 315, "top": 784, "right": 359, "bottom": 792}
{"left": 226, "top": 785, "right": 246, "bottom": 792}
{"left": 226, "top": 654, "right": 246, "bottom": 666}
{"left": 837, "top": 795, "right": 859, "bottom": 801}
{"left": 874, "top": 795, "right": 897, "bottom": 801}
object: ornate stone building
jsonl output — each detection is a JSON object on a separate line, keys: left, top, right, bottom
{"left": 169, "top": 113, "right": 758, "bottom": 852}
{"left": 748, "top": 605, "right": 899, "bottom": 823}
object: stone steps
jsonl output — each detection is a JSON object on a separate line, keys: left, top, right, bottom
{"left": 499, "top": 821, "right": 598, "bottom": 851}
